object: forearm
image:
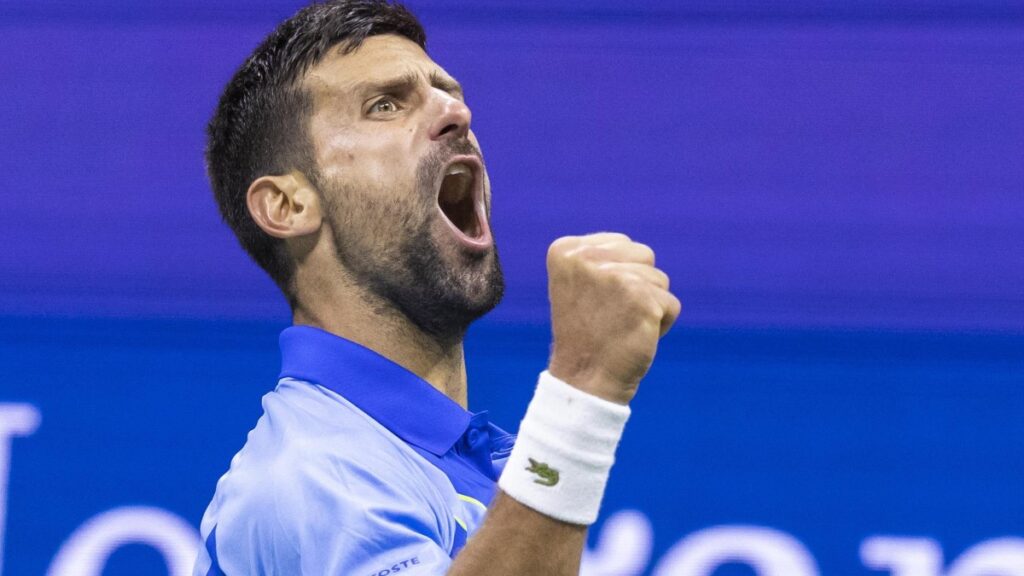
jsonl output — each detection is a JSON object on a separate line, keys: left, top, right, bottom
{"left": 447, "top": 491, "right": 586, "bottom": 576}
{"left": 447, "top": 233, "right": 680, "bottom": 574}
{"left": 447, "top": 371, "right": 623, "bottom": 575}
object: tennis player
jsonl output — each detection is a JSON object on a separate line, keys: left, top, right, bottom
{"left": 193, "top": 1, "right": 680, "bottom": 574}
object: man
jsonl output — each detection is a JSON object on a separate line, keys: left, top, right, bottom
{"left": 194, "top": 1, "right": 680, "bottom": 574}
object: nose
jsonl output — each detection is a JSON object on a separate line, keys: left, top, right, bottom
{"left": 428, "top": 90, "right": 472, "bottom": 142}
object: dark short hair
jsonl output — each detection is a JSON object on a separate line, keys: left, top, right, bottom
{"left": 205, "top": 0, "right": 427, "bottom": 299}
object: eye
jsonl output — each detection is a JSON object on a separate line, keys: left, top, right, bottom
{"left": 369, "top": 97, "right": 400, "bottom": 115}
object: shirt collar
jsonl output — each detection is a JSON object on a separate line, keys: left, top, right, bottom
{"left": 278, "top": 325, "right": 472, "bottom": 456}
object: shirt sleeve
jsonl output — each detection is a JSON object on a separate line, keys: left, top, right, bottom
{"left": 210, "top": 446, "right": 455, "bottom": 576}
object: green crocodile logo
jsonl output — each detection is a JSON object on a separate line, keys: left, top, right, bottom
{"left": 525, "top": 458, "right": 559, "bottom": 487}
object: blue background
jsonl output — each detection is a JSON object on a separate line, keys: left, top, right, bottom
{"left": 1, "top": 1, "right": 1022, "bottom": 574}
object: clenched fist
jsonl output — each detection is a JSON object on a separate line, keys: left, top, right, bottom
{"left": 546, "top": 233, "right": 681, "bottom": 405}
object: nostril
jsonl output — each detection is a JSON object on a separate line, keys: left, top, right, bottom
{"left": 437, "top": 123, "right": 459, "bottom": 138}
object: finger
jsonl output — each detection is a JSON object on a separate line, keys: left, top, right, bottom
{"left": 581, "top": 231, "right": 632, "bottom": 244}
{"left": 598, "top": 262, "right": 670, "bottom": 291}
{"left": 548, "top": 232, "right": 632, "bottom": 259}
{"left": 651, "top": 288, "right": 682, "bottom": 337}
{"left": 595, "top": 241, "right": 655, "bottom": 265}
{"left": 573, "top": 241, "right": 655, "bottom": 266}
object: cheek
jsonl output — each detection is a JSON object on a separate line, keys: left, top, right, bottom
{"left": 468, "top": 131, "right": 484, "bottom": 156}
{"left": 481, "top": 171, "right": 492, "bottom": 206}
{"left": 342, "top": 140, "right": 418, "bottom": 187}
{"left": 311, "top": 117, "right": 410, "bottom": 173}
{"left": 312, "top": 129, "right": 358, "bottom": 181}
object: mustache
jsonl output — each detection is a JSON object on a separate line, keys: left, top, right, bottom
{"left": 433, "top": 138, "right": 481, "bottom": 165}
{"left": 417, "top": 138, "right": 483, "bottom": 192}
{"left": 446, "top": 138, "right": 480, "bottom": 158}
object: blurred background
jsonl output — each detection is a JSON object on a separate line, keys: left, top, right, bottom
{"left": 1, "top": 1, "right": 1022, "bottom": 574}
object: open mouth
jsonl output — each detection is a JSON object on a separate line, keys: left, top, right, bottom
{"left": 436, "top": 156, "right": 492, "bottom": 251}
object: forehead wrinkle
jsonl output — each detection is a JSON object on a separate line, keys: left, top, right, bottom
{"left": 350, "top": 69, "right": 420, "bottom": 98}
{"left": 302, "top": 68, "right": 368, "bottom": 116}
{"left": 301, "top": 48, "right": 463, "bottom": 118}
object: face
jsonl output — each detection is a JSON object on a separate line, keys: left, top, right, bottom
{"left": 303, "top": 34, "right": 503, "bottom": 341}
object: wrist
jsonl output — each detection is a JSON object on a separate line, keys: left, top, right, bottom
{"left": 498, "top": 370, "right": 631, "bottom": 525}
{"left": 547, "top": 358, "right": 636, "bottom": 406}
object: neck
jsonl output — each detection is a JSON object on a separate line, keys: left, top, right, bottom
{"left": 292, "top": 283, "right": 469, "bottom": 408}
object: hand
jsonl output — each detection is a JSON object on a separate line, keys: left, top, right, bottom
{"left": 546, "top": 233, "right": 681, "bottom": 405}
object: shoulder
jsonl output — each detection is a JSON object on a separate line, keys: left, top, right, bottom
{"left": 198, "top": 379, "right": 457, "bottom": 574}
{"left": 262, "top": 378, "right": 454, "bottom": 502}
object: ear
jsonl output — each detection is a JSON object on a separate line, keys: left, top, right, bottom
{"left": 246, "top": 171, "right": 321, "bottom": 239}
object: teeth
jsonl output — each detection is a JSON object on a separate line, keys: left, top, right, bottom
{"left": 445, "top": 162, "right": 471, "bottom": 177}
{"left": 439, "top": 162, "right": 474, "bottom": 204}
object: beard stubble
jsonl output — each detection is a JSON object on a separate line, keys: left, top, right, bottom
{"left": 315, "top": 141, "right": 505, "bottom": 343}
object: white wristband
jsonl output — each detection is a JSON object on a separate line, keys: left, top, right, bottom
{"left": 498, "top": 370, "right": 631, "bottom": 525}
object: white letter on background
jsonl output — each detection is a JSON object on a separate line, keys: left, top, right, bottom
{"left": 946, "top": 537, "right": 1024, "bottom": 576}
{"left": 581, "top": 509, "right": 654, "bottom": 576}
{"left": 860, "top": 536, "right": 943, "bottom": 576}
{"left": 0, "top": 403, "right": 42, "bottom": 576}
{"left": 47, "top": 506, "right": 200, "bottom": 576}
{"left": 652, "top": 525, "right": 819, "bottom": 576}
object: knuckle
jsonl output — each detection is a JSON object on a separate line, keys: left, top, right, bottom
{"left": 572, "top": 243, "right": 608, "bottom": 262}
{"left": 635, "top": 242, "right": 656, "bottom": 263}
{"left": 573, "top": 243, "right": 596, "bottom": 257}
{"left": 547, "top": 236, "right": 577, "bottom": 261}
{"left": 594, "top": 231, "right": 631, "bottom": 241}
{"left": 618, "top": 275, "right": 648, "bottom": 300}
{"left": 647, "top": 305, "right": 663, "bottom": 323}
{"left": 671, "top": 294, "right": 683, "bottom": 314}
{"left": 656, "top": 269, "right": 671, "bottom": 288}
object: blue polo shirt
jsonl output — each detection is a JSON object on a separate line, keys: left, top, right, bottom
{"left": 193, "top": 325, "right": 516, "bottom": 576}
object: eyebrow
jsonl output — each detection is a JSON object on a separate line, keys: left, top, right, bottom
{"left": 353, "top": 70, "right": 464, "bottom": 100}
{"left": 429, "top": 70, "right": 464, "bottom": 99}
